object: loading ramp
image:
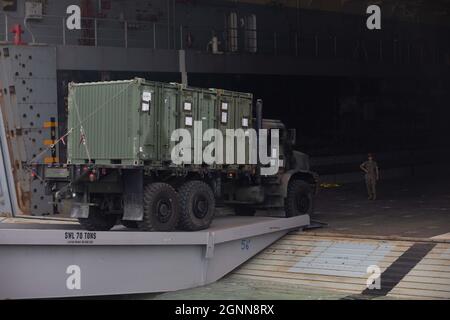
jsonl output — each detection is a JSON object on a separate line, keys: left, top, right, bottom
{"left": 0, "top": 214, "right": 309, "bottom": 299}
{"left": 234, "top": 232, "right": 450, "bottom": 300}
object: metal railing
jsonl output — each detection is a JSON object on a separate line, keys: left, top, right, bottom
{"left": 0, "top": 13, "right": 447, "bottom": 65}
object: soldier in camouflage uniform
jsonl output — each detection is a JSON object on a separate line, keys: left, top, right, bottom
{"left": 360, "top": 153, "right": 379, "bottom": 200}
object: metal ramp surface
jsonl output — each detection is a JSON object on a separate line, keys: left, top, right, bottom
{"left": 234, "top": 233, "right": 450, "bottom": 300}
{"left": 0, "top": 215, "right": 309, "bottom": 299}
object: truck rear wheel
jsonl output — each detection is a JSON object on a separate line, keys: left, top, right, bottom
{"left": 78, "top": 208, "right": 118, "bottom": 231}
{"left": 285, "top": 180, "right": 314, "bottom": 217}
{"left": 138, "top": 183, "right": 180, "bottom": 232}
{"left": 178, "top": 181, "right": 216, "bottom": 231}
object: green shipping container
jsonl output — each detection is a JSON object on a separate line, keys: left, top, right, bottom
{"left": 67, "top": 78, "right": 253, "bottom": 166}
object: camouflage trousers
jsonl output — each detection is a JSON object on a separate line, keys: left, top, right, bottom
{"left": 365, "top": 175, "right": 377, "bottom": 199}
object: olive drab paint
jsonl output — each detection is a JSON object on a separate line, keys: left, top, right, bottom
{"left": 67, "top": 78, "right": 253, "bottom": 167}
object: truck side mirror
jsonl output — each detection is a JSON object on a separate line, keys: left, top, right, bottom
{"left": 287, "top": 129, "right": 297, "bottom": 145}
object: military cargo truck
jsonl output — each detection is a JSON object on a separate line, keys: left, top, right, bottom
{"left": 45, "top": 78, "right": 318, "bottom": 231}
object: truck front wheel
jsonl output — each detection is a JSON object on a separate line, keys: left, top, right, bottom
{"left": 285, "top": 180, "right": 314, "bottom": 217}
{"left": 78, "top": 208, "right": 118, "bottom": 231}
{"left": 178, "top": 181, "right": 216, "bottom": 231}
{"left": 138, "top": 183, "right": 180, "bottom": 231}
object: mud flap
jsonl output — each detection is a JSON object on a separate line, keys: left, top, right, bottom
{"left": 122, "top": 169, "right": 144, "bottom": 221}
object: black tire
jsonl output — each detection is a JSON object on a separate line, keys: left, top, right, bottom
{"left": 121, "top": 220, "right": 139, "bottom": 229}
{"left": 138, "top": 183, "right": 180, "bottom": 232}
{"left": 285, "top": 180, "right": 314, "bottom": 217}
{"left": 78, "top": 208, "right": 118, "bottom": 231}
{"left": 178, "top": 181, "right": 216, "bottom": 231}
{"left": 234, "top": 205, "right": 256, "bottom": 216}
